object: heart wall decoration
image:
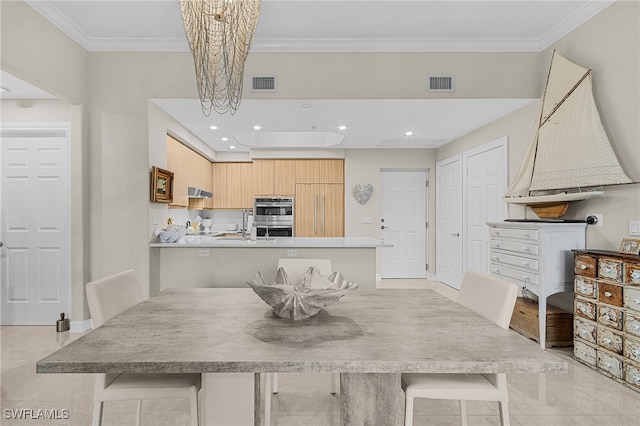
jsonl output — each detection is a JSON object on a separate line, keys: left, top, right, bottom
{"left": 352, "top": 184, "right": 373, "bottom": 205}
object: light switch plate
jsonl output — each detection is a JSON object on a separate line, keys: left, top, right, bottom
{"left": 630, "top": 221, "right": 640, "bottom": 236}
{"left": 362, "top": 217, "right": 371, "bottom": 224}
{"left": 287, "top": 250, "right": 297, "bottom": 257}
{"left": 198, "top": 250, "right": 209, "bottom": 257}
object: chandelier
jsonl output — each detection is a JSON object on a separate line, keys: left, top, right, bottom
{"left": 180, "top": 0, "right": 261, "bottom": 115}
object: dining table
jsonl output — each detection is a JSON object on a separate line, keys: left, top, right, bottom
{"left": 37, "top": 288, "right": 567, "bottom": 425}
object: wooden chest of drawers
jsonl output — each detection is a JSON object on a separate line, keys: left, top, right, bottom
{"left": 573, "top": 249, "right": 640, "bottom": 393}
{"left": 487, "top": 221, "right": 586, "bottom": 348}
{"left": 510, "top": 297, "right": 573, "bottom": 347}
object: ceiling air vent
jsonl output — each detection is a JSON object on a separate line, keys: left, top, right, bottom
{"left": 427, "top": 75, "right": 455, "bottom": 93}
{"left": 251, "top": 76, "right": 277, "bottom": 92}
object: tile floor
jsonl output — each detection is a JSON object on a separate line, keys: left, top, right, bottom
{"left": 1, "top": 280, "right": 639, "bottom": 425}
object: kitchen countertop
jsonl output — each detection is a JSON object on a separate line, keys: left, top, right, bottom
{"left": 150, "top": 235, "right": 392, "bottom": 248}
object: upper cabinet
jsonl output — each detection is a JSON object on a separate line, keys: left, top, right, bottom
{"left": 294, "top": 159, "right": 344, "bottom": 184}
{"left": 166, "top": 134, "right": 213, "bottom": 209}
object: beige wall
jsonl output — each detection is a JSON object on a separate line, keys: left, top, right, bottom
{"left": 344, "top": 149, "right": 436, "bottom": 274}
{"left": 438, "top": 0, "right": 640, "bottom": 251}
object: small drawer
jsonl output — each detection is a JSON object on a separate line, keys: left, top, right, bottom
{"left": 597, "top": 282, "right": 623, "bottom": 307}
{"left": 597, "top": 351, "right": 624, "bottom": 379}
{"left": 489, "top": 227, "right": 538, "bottom": 241}
{"left": 574, "top": 340, "right": 597, "bottom": 366}
{"left": 624, "top": 336, "right": 640, "bottom": 363}
{"left": 624, "top": 312, "right": 640, "bottom": 338}
{"left": 575, "top": 276, "right": 597, "bottom": 299}
{"left": 624, "top": 360, "right": 640, "bottom": 391}
{"left": 575, "top": 254, "right": 597, "bottom": 278}
{"left": 596, "top": 326, "right": 623, "bottom": 355}
{"left": 597, "top": 305, "right": 623, "bottom": 330}
{"left": 598, "top": 258, "right": 623, "bottom": 281}
{"left": 575, "top": 297, "right": 597, "bottom": 321}
{"left": 490, "top": 240, "right": 539, "bottom": 256}
{"left": 574, "top": 318, "right": 597, "bottom": 344}
{"left": 624, "top": 286, "right": 640, "bottom": 313}
{"left": 491, "top": 264, "right": 539, "bottom": 287}
{"left": 625, "top": 262, "right": 640, "bottom": 285}
{"left": 490, "top": 252, "right": 539, "bottom": 271}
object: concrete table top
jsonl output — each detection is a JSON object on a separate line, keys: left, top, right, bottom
{"left": 37, "top": 288, "right": 565, "bottom": 375}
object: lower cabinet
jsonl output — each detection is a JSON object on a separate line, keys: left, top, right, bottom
{"left": 573, "top": 249, "right": 640, "bottom": 393}
{"left": 295, "top": 183, "right": 343, "bottom": 237}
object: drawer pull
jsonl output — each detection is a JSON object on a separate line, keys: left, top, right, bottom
{"left": 604, "top": 291, "right": 612, "bottom": 297}
{"left": 522, "top": 232, "right": 530, "bottom": 237}
{"left": 522, "top": 261, "right": 529, "bottom": 267}
{"left": 632, "top": 349, "right": 640, "bottom": 357}
{"left": 603, "top": 338, "right": 612, "bottom": 344}
{"left": 604, "top": 267, "right": 612, "bottom": 273}
{"left": 580, "top": 285, "right": 589, "bottom": 292}
{"left": 632, "top": 271, "right": 640, "bottom": 280}
{"left": 493, "top": 243, "right": 500, "bottom": 248}
{"left": 605, "top": 362, "right": 614, "bottom": 369}
{"left": 633, "top": 325, "right": 640, "bottom": 330}
{"left": 580, "top": 307, "right": 587, "bottom": 313}
{"left": 579, "top": 329, "right": 588, "bottom": 335}
{"left": 633, "top": 298, "right": 640, "bottom": 305}
{"left": 603, "top": 314, "right": 610, "bottom": 321}
{"left": 522, "top": 246, "right": 530, "bottom": 252}
{"left": 523, "top": 275, "right": 529, "bottom": 282}
{"left": 580, "top": 265, "right": 587, "bottom": 270}
{"left": 634, "top": 376, "right": 640, "bottom": 385}
{"left": 581, "top": 351, "right": 588, "bottom": 356}
{"left": 492, "top": 256, "right": 498, "bottom": 261}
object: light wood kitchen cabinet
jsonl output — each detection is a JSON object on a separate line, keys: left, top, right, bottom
{"left": 274, "top": 160, "right": 295, "bottom": 195}
{"left": 295, "top": 159, "right": 344, "bottom": 184}
{"left": 226, "top": 162, "right": 254, "bottom": 209}
{"left": 167, "top": 135, "right": 214, "bottom": 209}
{"left": 295, "top": 183, "right": 344, "bottom": 237}
{"left": 166, "top": 135, "right": 189, "bottom": 208}
{"left": 211, "top": 163, "right": 227, "bottom": 209}
{"left": 187, "top": 148, "right": 213, "bottom": 210}
{"left": 252, "top": 160, "right": 275, "bottom": 196}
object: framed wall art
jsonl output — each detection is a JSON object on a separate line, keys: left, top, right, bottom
{"left": 619, "top": 237, "right": 640, "bottom": 255}
{"left": 150, "top": 166, "right": 174, "bottom": 203}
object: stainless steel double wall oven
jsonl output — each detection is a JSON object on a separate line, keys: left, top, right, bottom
{"left": 253, "top": 197, "right": 294, "bottom": 237}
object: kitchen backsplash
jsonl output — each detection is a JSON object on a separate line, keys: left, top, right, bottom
{"left": 166, "top": 209, "right": 250, "bottom": 233}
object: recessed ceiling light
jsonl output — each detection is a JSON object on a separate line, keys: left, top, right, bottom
{"left": 209, "top": 125, "right": 218, "bottom": 130}
{"left": 229, "top": 145, "right": 236, "bottom": 150}
{"left": 338, "top": 125, "right": 347, "bottom": 131}
{"left": 405, "top": 131, "right": 414, "bottom": 136}
{"left": 221, "top": 137, "right": 228, "bottom": 141}
{"left": 302, "top": 104, "right": 311, "bottom": 108}
{"left": 253, "top": 125, "right": 261, "bottom": 130}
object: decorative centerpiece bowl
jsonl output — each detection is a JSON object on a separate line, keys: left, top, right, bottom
{"left": 247, "top": 266, "right": 358, "bottom": 320}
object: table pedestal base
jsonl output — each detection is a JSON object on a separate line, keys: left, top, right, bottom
{"left": 340, "top": 373, "right": 405, "bottom": 425}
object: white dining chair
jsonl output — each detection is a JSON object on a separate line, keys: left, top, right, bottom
{"left": 263, "top": 259, "right": 339, "bottom": 425}
{"left": 402, "top": 269, "right": 518, "bottom": 426}
{"left": 86, "top": 269, "right": 201, "bottom": 426}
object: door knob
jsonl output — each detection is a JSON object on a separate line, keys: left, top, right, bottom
{"left": 381, "top": 225, "right": 389, "bottom": 230}
{"left": 451, "top": 233, "right": 460, "bottom": 237}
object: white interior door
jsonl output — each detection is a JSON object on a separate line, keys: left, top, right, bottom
{"left": 380, "top": 170, "right": 427, "bottom": 279}
{"left": 436, "top": 155, "right": 463, "bottom": 289}
{"left": 1, "top": 128, "right": 71, "bottom": 325}
{"left": 464, "top": 138, "right": 508, "bottom": 274}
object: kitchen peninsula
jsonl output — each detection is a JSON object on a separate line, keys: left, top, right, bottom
{"left": 150, "top": 236, "right": 390, "bottom": 295}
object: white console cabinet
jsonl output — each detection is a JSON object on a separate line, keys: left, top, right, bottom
{"left": 487, "top": 221, "right": 586, "bottom": 348}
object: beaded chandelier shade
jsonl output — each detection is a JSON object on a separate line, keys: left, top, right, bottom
{"left": 180, "top": 0, "right": 261, "bottom": 115}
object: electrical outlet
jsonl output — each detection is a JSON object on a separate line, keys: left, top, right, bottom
{"left": 630, "top": 221, "right": 640, "bottom": 236}
{"left": 585, "top": 213, "right": 603, "bottom": 227}
{"left": 198, "top": 250, "right": 209, "bottom": 257}
{"left": 287, "top": 250, "right": 297, "bottom": 257}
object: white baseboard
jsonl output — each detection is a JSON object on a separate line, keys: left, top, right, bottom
{"left": 70, "top": 319, "right": 93, "bottom": 333}
{"left": 427, "top": 272, "right": 437, "bottom": 281}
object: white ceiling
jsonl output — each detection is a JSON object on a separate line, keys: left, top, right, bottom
{"left": 5, "top": 1, "right": 614, "bottom": 152}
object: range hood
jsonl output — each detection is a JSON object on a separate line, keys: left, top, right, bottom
{"left": 188, "top": 186, "right": 213, "bottom": 198}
